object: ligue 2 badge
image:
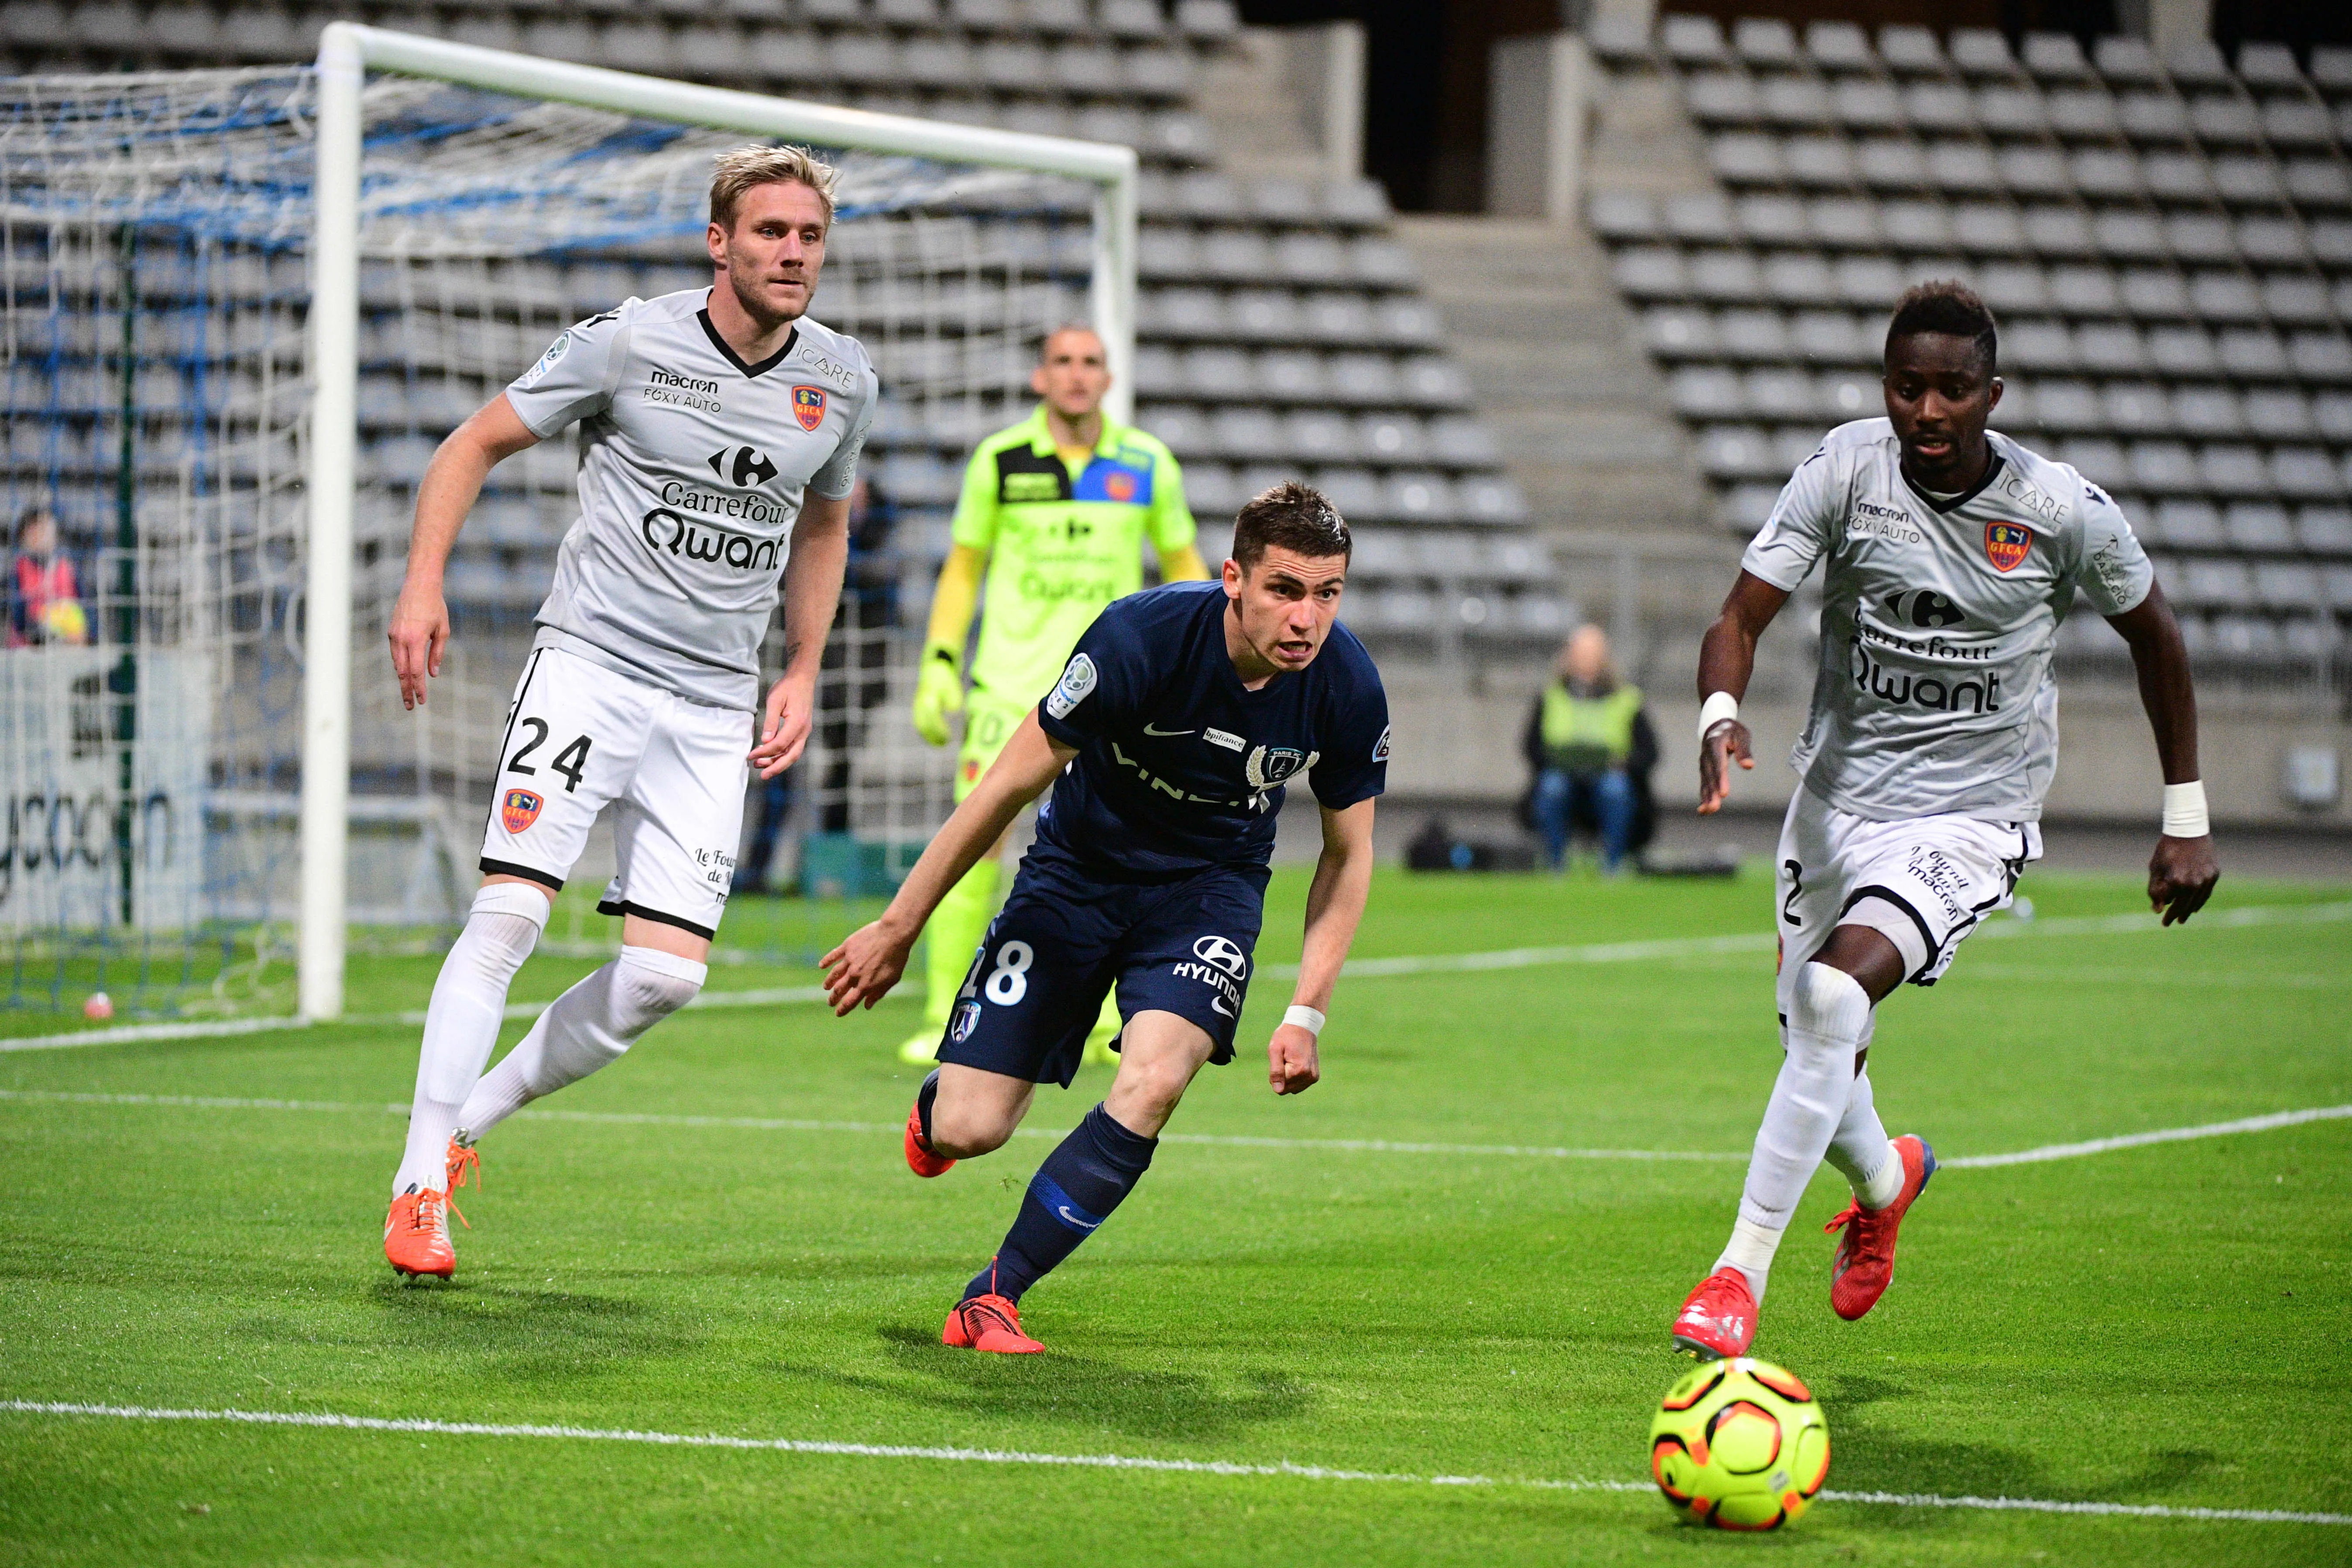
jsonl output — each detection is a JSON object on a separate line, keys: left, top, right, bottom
{"left": 501, "top": 788, "right": 545, "bottom": 834}
{"left": 1985, "top": 521, "right": 2033, "bottom": 573}
{"left": 792, "top": 385, "right": 826, "bottom": 432}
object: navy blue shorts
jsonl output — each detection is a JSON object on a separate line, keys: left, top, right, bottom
{"left": 934, "top": 850, "right": 1270, "bottom": 1089}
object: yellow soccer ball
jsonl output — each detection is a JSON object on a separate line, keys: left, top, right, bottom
{"left": 41, "top": 597, "right": 87, "bottom": 644}
{"left": 1648, "top": 1356, "right": 1830, "bottom": 1530}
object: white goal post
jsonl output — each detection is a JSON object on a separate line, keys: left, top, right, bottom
{"left": 299, "top": 24, "right": 1141, "bottom": 1019}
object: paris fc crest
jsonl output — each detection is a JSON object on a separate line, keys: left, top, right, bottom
{"left": 791, "top": 385, "right": 826, "bottom": 432}
{"left": 1245, "top": 745, "right": 1310, "bottom": 790}
{"left": 1985, "top": 521, "right": 2034, "bottom": 573}
{"left": 501, "top": 788, "right": 545, "bottom": 834}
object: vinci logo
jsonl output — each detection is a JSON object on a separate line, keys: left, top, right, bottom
{"left": 1985, "top": 521, "right": 2034, "bottom": 573}
{"left": 791, "top": 385, "right": 827, "bottom": 432}
{"left": 501, "top": 789, "right": 545, "bottom": 834}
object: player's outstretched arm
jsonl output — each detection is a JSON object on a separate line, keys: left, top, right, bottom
{"left": 390, "top": 394, "right": 539, "bottom": 710}
{"left": 1695, "top": 571, "right": 1790, "bottom": 814}
{"left": 752, "top": 491, "right": 853, "bottom": 779}
{"left": 910, "top": 544, "right": 985, "bottom": 746}
{"left": 1272, "top": 799, "right": 1376, "bottom": 1097}
{"left": 2105, "top": 581, "right": 2220, "bottom": 925}
{"left": 822, "top": 712, "right": 1076, "bottom": 1013}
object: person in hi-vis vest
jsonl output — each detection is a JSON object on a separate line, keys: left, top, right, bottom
{"left": 1522, "top": 625, "right": 1655, "bottom": 874}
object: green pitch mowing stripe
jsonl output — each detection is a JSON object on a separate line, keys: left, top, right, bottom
{"left": 6, "top": 1403, "right": 2346, "bottom": 1529}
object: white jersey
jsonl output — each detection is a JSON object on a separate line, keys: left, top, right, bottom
{"left": 504, "top": 288, "right": 879, "bottom": 711}
{"left": 1743, "top": 419, "right": 2154, "bottom": 823}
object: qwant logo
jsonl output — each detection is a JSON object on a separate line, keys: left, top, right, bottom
{"left": 640, "top": 508, "right": 783, "bottom": 572}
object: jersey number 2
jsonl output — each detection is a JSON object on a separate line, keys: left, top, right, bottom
{"left": 508, "top": 719, "right": 593, "bottom": 794}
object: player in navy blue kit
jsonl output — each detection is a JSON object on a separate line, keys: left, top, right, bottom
{"left": 823, "top": 483, "right": 1389, "bottom": 1353}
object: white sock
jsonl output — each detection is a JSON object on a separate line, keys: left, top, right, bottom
{"left": 455, "top": 945, "right": 706, "bottom": 1139}
{"left": 1826, "top": 1066, "right": 1903, "bottom": 1210}
{"left": 1716, "top": 963, "right": 1871, "bottom": 1302}
{"left": 393, "top": 883, "right": 549, "bottom": 1196}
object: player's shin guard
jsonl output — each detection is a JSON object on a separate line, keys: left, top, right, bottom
{"left": 963, "top": 1103, "right": 1156, "bottom": 1305}
{"left": 1825, "top": 1067, "right": 1904, "bottom": 1211}
{"left": 1715, "top": 962, "right": 1871, "bottom": 1302}
{"left": 923, "top": 858, "right": 1000, "bottom": 1033}
{"left": 394, "top": 884, "right": 549, "bottom": 1196}
{"left": 454, "top": 946, "right": 706, "bottom": 1140}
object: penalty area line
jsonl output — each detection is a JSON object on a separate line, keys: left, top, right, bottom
{"left": 0, "top": 1402, "right": 2341, "bottom": 1527}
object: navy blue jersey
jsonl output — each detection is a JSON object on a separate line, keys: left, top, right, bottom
{"left": 1032, "top": 580, "right": 1389, "bottom": 877}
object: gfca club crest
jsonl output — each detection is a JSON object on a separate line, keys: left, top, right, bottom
{"left": 501, "top": 788, "right": 545, "bottom": 834}
{"left": 1985, "top": 521, "right": 2034, "bottom": 573}
{"left": 791, "top": 385, "right": 827, "bottom": 432}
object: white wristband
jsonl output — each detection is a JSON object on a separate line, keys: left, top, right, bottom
{"left": 1283, "top": 1004, "right": 1326, "bottom": 1036}
{"left": 2162, "top": 780, "right": 2209, "bottom": 838}
{"left": 1698, "top": 691, "right": 1740, "bottom": 742}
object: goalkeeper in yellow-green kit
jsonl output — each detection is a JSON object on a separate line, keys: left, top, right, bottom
{"left": 899, "top": 325, "right": 1209, "bottom": 1065}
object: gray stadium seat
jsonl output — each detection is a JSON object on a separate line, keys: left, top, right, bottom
{"left": 2078, "top": 321, "right": 2147, "bottom": 374}
{"left": 2213, "top": 156, "right": 2286, "bottom": 205}
{"left": 1804, "top": 21, "right": 1874, "bottom": 72}
{"left": 1736, "top": 193, "right": 1810, "bottom": 245}
{"left": 1130, "top": 344, "right": 1184, "bottom": 399}
{"left": 1685, "top": 73, "right": 1759, "bottom": 126}
{"left": 2050, "top": 264, "right": 2120, "bottom": 314}
{"left": 1905, "top": 82, "right": 1976, "bottom": 133}
{"left": 1807, "top": 195, "right": 1881, "bottom": 246}
{"left": 2023, "top": 32, "right": 2092, "bottom": 81}
{"left": 1950, "top": 28, "right": 2016, "bottom": 79}
{"left": 1662, "top": 14, "right": 1727, "bottom": 65}
{"left": 2246, "top": 386, "right": 2316, "bottom": 436}
{"left": 1881, "top": 198, "right": 1954, "bottom": 249}
{"left": 1954, "top": 202, "right": 2029, "bottom": 254}
{"left": 1720, "top": 309, "right": 1794, "bottom": 361}
{"left": 2188, "top": 271, "right": 2263, "bottom": 322}
{"left": 2297, "top": 505, "right": 2352, "bottom": 552}
{"left": 2199, "top": 444, "right": 2271, "bottom": 496}
{"left": 2173, "top": 384, "right": 2246, "bottom": 435}
{"left": 1832, "top": 254, "right": 1904, "bottom": 308}
{"left": 2154, "top": 498, "right": 2225, "bottom": 545}
{"left": 2068, "top": 148, "right": 2140, "bottom": 199}
{"left": 2286, "top": 160, "right": 2352, "bottom": 208}
{"left": 1202, "top": 229, "right": 1274, "bottom": 282}
{"left": 1832, "top": 80, "right": 1903, "bottom": 131}
{"left": 1258, "top": 349, "right": 1327, "bottom": 401}
{"left": 149, "top": 3, "right": 219, "bottom": 51}
{"left": 1978, "top": 86, "right": 2046, "bottom": 137}
{"left": 1785, "top": 135, "right": 1858, "bottom": 189}
{"left": 1698, "top": 424, "right": 1780, "bottom": 478}
{"left": 1857, "top": 139, "right": 1926, "bottom": 189}
{"left": 2182, "top": 558, "right": 2257, "bottom": 609}
{"left": 1584, "top": 14, "right": 1653, "bottom": 65}
{"left": 1645, "top": 306, "right": 1717, "bottom": 359}
{"left": 2235, "top": 217, "right": 2304, "bottom": 266}
{"left": 1745, "top": 366, "right": 1816, "bottom": 420}
{"left": 1174, "top": 0, "right": 1238, "bottom": 43}
{"left": 2263, "top": 100, "right": 2334, "bottom": 149}
{"left": 1135, "top": 403, "right": 1208, "bottom": 457}
{"left": 1183, "top": 462, "right": 1241, "bottom": 517}
{"left": 1459, "top": 476, "right": 1528, "bottom": 525}
{"left": 1587, "top": 191, "right": 1659, "bottom": 242}
{"left": 1978, "top": 260, "right": 2052, "bottom": 313}
{"left": 1762, "top": 252, "right": 1834, "bottom": 304}
{"left": 1998, "top": 146, "right": 2069, "bottom": 196}
{"left": 1664, "top": 192, "right": 1737, "bottom": 240}
{"left": 1428, "top": 416, "right": 1500, "bottom": 466}
{"left": 1383, "top": 472, "right": 1454, "bottom": 523}
{"left": 2119, "top": 93, "right": 2190, "bottom": 141}
{"left": 1286, "top": 409, "right": 1358, "bottom": 464}
{"left": 1399, "top": 357, "right": 1471, "bottom": 408}
{"left": 1273, "top": 232, "right": 1346, "bottom": 282}
{"left": 1819, "top": 370, "right": 1876, "bottom": 420}
{"left": 2054, "top": 436, "right": 2125, "bottom": 487}
{"left": 1712, "top": 134, "right": 1789, "bottom": 185}
{"left": 2138, "top": 151, "right": 2211, "bottom": 202}
{"left": 2046, "top": 89, "right": 2120, "bottom": 138}
{"left": 2120, "top": 268, "right": 2191, "bottom": 316}
{"left": 2313, "top": 47, "right": 2352, "bottom": 95}
{"left": 2129, "top": 440, "right": 2199, "bottom": 493}
{"left": 1733, "top": 17, "right": 1799, "bottom": 66}
{"left": 1878, "top": 25, "right": 1944, "bottom": 75}
{"left": 1761, "top": 76, "right": 1831, "bottom": 127}
{"left": 1613, "top": 246, "right": 1687, "bottom": 300}
{"left": 1356, "top": 412, "right": 1428, "bottom": 464}
{"left": 2163, "top": 213, "right": 2233, "bottom": 263}
{"left": 2004, "top": 318, "right": 2077, "bottom": 371}
{"left": 2216, "top": 326, "right": 2288, "bottom": 378}
{"left": 1210, "top": 407, "right": 1286, "bottom": 461}
{"left": 2190, "top": 96, "right": 2261, "bottom": 145}
{"left": 2024, "top": 206, "right": 2094, "bottom": 257}
{"left": 1792, "top": 309, "right": 1869, "bottom": 363}
{"left": 1148, "top": 287, "right": 1220, "bottom": 339}
{"left": 1302, "top": 292, "right": 1374, "bottom": 345}
{"left": 2293, "top": 333, "right": 2352, "bottom": 383}
{"left": 2093, "top": 211, "right": 2167, "bottom": 260}
{"left": 1309, "top": 467, "right": 1380, "bottom": 520}
{"left": 1690, "top": 249, "right": 1763, "bottom": 301}
{"left": 2167, "top": 42, "right": 2235, "bottom": 90}
{"left": 2271, "top": 450, "right": 2342, "bottom": 500}
{"left": 1250, "top": 178, "right": 1322, "bottom": 225}
{"left": 2031, "top": 378, "right": 2102, "bottom": 431}
{"left": 1350, "top": 238, "right": 1416, "bottom": 286}
{"left": 2102, "top": 381, "right": 2170, "bottom": 432}
{"left": 2311, "top": 220, "right": 2352, "bottom": 265}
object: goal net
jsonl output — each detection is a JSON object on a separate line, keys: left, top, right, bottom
{"left": 0, "top": 29, "right": 1134, "bottom": 1026}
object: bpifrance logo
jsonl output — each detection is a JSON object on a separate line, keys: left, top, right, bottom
{"left": 791, "top": 385, "right": 826, "bottom": 432}
{"left": 1985, "top": 521, "right": 2034, "bottom": 573}
{"left": 501, "top": 788, "right": 545, "bottom": 834}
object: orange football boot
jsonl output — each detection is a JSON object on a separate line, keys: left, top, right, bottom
{"left": 905, "top": 1098, "right": 955, "bottom": 1178}
{"left": 384, "top": 1186, "right": 460, "bottom": 1279}
{"left": 1671, "top": 1267, "right": 1758, "bottom": 1360}
{"left": 942, "top": 1293, "right": 1044, "bottom": 1354}
{"left": 1824, "top": 1134, "right": 1937, "bottom": 1321}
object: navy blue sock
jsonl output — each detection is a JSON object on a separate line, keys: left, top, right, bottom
{"left": 916, "top": 1069, "right": 941, "bottom": 1148}
{"left": 963, "top": 1103, "right": 1157, "bottom": 1304}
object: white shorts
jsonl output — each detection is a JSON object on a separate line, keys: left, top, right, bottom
{"left": 1773, "top": 785, "right": 2041, "bottom": 1015}
{"left": 477, "top": 645, "right": 750, "bottom": 939}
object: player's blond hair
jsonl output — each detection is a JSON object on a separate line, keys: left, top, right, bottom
{"left": 708, "top": 144, "right": 838, "bottom": 231}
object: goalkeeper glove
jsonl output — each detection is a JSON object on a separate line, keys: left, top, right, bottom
{"left": 911, "top": 644, "right": 964, "bottom": 747}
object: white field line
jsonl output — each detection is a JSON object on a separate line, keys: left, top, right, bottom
{"left": 1, "top": 1401, "right": 2341, "bottom": 1527}
{"left": 1942, "top": 1104, "right": 2352, "bottom": 1169}
{"left": 5, "top": 1088, "right": 2346, "bottom": 1171}
{"left": 8, "top": 898, "right": 2345, "bottom": 1054}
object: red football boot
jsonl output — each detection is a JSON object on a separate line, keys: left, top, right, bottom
{"left": 941, "top": 1293, "right": 1044, "bottom": 1354}
{"left": 905, "top": 1098, "right": 955, "bottom": 1178}
{"left": 1824, "top": 1134, "right": 1937, "bottom": 1321}
{"left": 1671, "top": 1267, "right": 1758, "bottom": 1360}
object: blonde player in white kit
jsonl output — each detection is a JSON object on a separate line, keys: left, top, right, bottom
{"left": 380, "top": 147, "right": 879, "bottom": 1280}
{"left": 1671, "top": 282, "right": 2219, "bottom": 1358}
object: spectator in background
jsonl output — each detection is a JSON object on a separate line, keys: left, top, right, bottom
{"left": 1523, "top": 624, "right": 1656, "bottom": 875}
{"left": 738, "top": 477, "right": 898, "bottom": 894}
{"left": 7, "top": 505, "right": 90, "bottom": 648}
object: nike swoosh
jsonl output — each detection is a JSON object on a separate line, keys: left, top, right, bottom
{"left": 1211, "top": 998, "right": 1233, "bottom": 1017}
{"left": 1056, "top": 1206, "right": 1101, "bottom": 1232}
{"left": 1142, "top": 723, "right": 1195, "bottom": 736}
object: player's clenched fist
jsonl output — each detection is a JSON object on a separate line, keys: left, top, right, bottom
{"left": 1696, "top": 718, "right": 1752, "bottom": 816}
{"left": 1267, "top": 1022, "right": 1319, "bottom": 1096}
{"left": 822, "top": 918, "right": 914, "bottom": 1014}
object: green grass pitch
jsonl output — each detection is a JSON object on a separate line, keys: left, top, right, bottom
{"left": 2, "top": 864, "right": 2348, "bottom": 1565}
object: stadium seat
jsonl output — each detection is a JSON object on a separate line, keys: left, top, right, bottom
{"left": 1877, "top": 25, "right": 1943, "bottom": 75}
{"left": 2023, "top": 32, "right": 2092, "bottom": 82}
{"left": 2046, "top": 88, "right": 2121, "bottom": 138}
{"left": 1950, "top": 28, "right": 2017, "bottom": 80}
{"left": 1661, "top": 14, "right": 1727, "bottom": 65}
{"left": 1803, "top": 21, "right": 1873, "bottom": 72}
